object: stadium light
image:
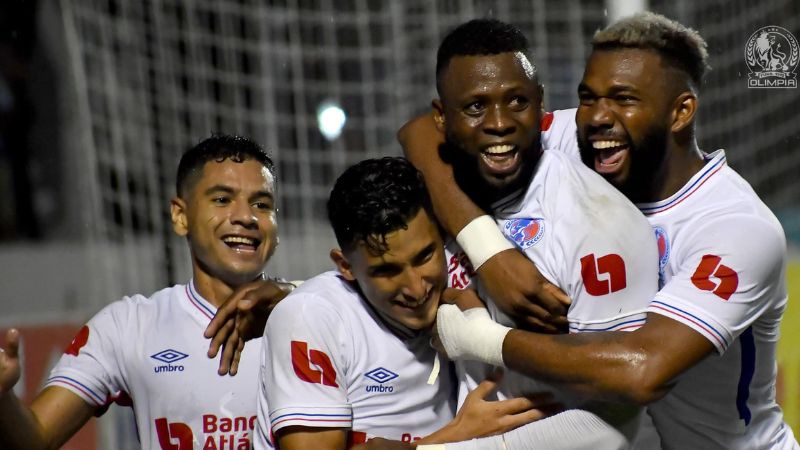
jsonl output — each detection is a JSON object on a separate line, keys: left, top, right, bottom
{"left": 317, "top": 102, "right": 346, "bottom": 141}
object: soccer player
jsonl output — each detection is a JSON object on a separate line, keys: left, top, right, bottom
{"left": 431, "top": 13, "right": 799, "bottom": 449}
{"left": 256, "top": 157, "right": 558, "bottom": 450}
{"left": 398, "top": 18, "right": 661, "bottom": 443}
{"left": 0, "top": 134, "right": 293, "bottom": 449}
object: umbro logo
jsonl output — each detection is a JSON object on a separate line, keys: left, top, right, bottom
{"left": 364, "top": 367, "right": 398, "bottom": 393}
{"left": 151, "top": 349, "right": 188, "bottom": 373}
{"left": 151, "top": 349, "right": 189, "bottom": 364}
{"left": 365, "top": 367, "right": 398, "bottom": 384}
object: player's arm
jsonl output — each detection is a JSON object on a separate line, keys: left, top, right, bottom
{"left": 275, "top": 426, "right": 347, "bottom": 450}
{"left": 0, "top": 329, "right": 96, "bottom": 450}
{"left": 204, "top": 278, "right": 297, "bottom": 375}
{"left": 399, "top": 113, "right": 568, "bottom": 332}
{"left": 438, "top": 216, "right": 784, "bottom": 404}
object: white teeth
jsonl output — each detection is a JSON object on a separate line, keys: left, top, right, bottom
{"left": 223, "top": 236, "right": 256, "bottom": 245}
{"left": 592, "top": 140, "right": 626, "bottom": 150}
{"left": 483, "top": 144, "right": 515, "bottom": 155}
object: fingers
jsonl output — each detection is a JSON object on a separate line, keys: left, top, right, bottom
{"left": 207, "top": 318, "right": 236, "bottom": 358}
{"left": 205, "top": 286, "right": 254, "bottom": 338}
{"left": 3, "top": 328, "right": 20, "bottom": 359}
{"left": 229, "top": 338, "right": 245, "bottom": 376}
{"left": 217, "top": 327, "right": 240, "bottom": 376}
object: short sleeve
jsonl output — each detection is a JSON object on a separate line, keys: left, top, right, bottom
{"left": 45, "top": 301, "right": 129, "bottom": 409}
{"left": 648, "top": 215, "right": 786, "bottom": 353}
{"left": 263, "top": 294, "right": 351, "bottom": 432}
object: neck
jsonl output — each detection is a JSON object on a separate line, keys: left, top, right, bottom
{"left": 191, "top": 268, "right": 245, "bottom": 309}
{"left": 633, "top": 140, "right": 706, "bottom": 203}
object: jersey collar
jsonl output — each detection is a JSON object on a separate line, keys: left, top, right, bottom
{"left": 636, "top": 149, "right": 726, "bottom": 216}
{"left": 182, "top": 279, "right": 217, "bottom": 325}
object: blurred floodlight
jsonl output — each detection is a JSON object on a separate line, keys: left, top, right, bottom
{"left": 317, "top": 102, "right": 346, "bottom": 141}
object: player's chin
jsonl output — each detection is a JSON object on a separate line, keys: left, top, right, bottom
{"left": 395, "top": 305, "right": 439, "bottom": 331}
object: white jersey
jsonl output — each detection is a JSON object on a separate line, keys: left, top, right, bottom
{"left": 447, "top": 149, "right": 659, "bottom": 441}
{"left": 639, "top": 150, "right": 798, "bottom": 450}
{"left": 46, "top": 281, "right": 264, "bottom": 450}
{"left": 540, "top": 108, "right": 579, "bottom": 159}
{"left": 256, "top": 271, "right": 455, "bottom": 449}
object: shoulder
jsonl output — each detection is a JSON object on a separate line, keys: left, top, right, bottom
{"left": 88, "top": 284, "right": 179, "bottom": 328}
{"left": 269, "top": 272, "right": 354, "bottom": 324}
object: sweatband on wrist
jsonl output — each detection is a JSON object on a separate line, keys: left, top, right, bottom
{"left": 455, "top": 215, "right": 513, "bottom": 270}
{"left": 436, "top": 305, "right": 511, "bottom": 367}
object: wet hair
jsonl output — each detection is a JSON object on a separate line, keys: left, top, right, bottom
{"left": 592, "top": 12, "right": 710, "bottom": 89}
{"left": 176, "top": 134, "right": 274, "bottom": 197}
{"left": 328, "top": 157, "right": 433, "bottom": 254}
{"left": 436, "top": 18, "right": 537, "bottom": 93}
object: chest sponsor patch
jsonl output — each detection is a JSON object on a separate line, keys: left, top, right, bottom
{"left": 503, "top": 218, "right": 545, "bottom": 250}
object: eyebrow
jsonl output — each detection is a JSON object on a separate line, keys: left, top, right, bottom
{"left": 203, "top": 185, "right": 274, "bottom": 201}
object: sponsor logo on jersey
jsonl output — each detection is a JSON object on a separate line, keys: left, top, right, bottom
{"left": 503, "top": 218, "right": 545, "bottom": 250}
{"left": 447, "top": 251, "right": 475, "bottom": 289}
{"left": 151, "top": 349, "right": 189, "bottom": 373}
{"left": 364, "top": 367, "right": 398, "bottom": 393}
{"left": 580, "top": 253, "right": 627, "bottom": 296}
{"left": 745, "top": 26, "right": 798, "bottom": 88}
{"left": 155, "top": 414, "right": 256, "bottom": 450}
{"left": 691, "top": 254, "right": 739, "bottom": 301}
{"left": 654, "top": 226, "right": 670, "bottom": 289}
{"left": 291, "top": 340, "right": 339, "bottom": 387}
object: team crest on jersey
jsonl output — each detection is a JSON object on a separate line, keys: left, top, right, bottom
{"left": 654, "top": 226, "right": 670, "bottom": 289}
{"left": 364, "top": 367, "right": 398, "bottom": 393}
{"left": 503, "top": 218, "right": 545, "bottom": 250}
{"left": 151, "top": 348, "right": 188, "bottom": 373}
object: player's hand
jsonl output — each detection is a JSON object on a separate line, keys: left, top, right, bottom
{"left": 422, "top": 371, "right": 563, "bottom": 443}
{"left": 441, "top": 287, "right": 484, "bottom": 311}
{"left": 478, "top": 249, "right": 570, "bottom": 333}
{"left": 350, "top": 438, "right": 414, "bottom": 450}
{"left": 205, "top": 279, "right": 294, "bottom": 376}
{"left": 0, "top": 328, "right": 22, "bottom": 396}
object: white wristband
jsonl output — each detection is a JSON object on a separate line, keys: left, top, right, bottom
{"left": 436, "top": 305, "right": 511, "bottom": 367}
{"left": 455, "top": 215, "right": 513, "bottom": 270}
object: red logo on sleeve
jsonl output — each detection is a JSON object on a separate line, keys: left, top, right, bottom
{"left": 64, "top": 325, "right": 90, "bottom": 356}
{"left": 580, "top": 253, "right": 627, "bottom": 296}
{"left": 155, "top": 418, "right": 193, "bottom": 450}
{"left": 291, "top": 341, "right": 339, "bottom": 387}
{"left": 691, "top": 254, "right": 738, "bottom": 301}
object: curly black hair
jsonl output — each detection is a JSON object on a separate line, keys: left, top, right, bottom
{"left": 328, "top": 157, "right": 433, "bottom": 253}
{"left": 176, "top": 134, "right": 274, "bottom": 197}
{"left": 436, "top": 18, "right": 536, "bottom": 94}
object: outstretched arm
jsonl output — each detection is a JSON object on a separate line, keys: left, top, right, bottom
{"left": 436, "top": 299, "right": 714, "bottom": 405}
{"left": 0, "top": 329, "right": 96, "bottom": 450}
{"left": 399, "top": 114, "right": 569, "bottom": 332}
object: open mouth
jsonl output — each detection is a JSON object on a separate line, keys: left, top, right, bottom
{"left": 222, "top": 235, "right": 261, "bottom": 253}
{"left": 592, "top": 140, "right": 628, "bottom": 175}
{"left": 480, "top": 144, "right": 520, "bottom": 175}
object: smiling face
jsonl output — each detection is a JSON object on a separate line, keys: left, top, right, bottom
{"left": 576, "top": 48, "right": 676, "bottom": 196}
{"left": 332, "top": 208, "right": 446, "bottom": 331}
{"left": 171, "top": 158, "right": 277, "bottom": 287}
{"left": 434, "top": 52, "right": 542, "bottom": 200}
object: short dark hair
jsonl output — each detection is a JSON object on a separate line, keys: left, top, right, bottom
{"left": 436, "top": 18, "right": 536, "bottom": 93}
{"left": 592, "top": 12, "right": 710, "bottom": 89}
{"left": 176, "top": 134, "right": 274, "bottom": 197}
{"left": 328, "top": 157, "right": 433, "bottom": 253}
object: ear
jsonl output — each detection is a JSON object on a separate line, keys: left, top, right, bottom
{"left": 671, "top": 92, "right": 697, "bottom": 134}
{"left": 431, "top": 99, "right": 446, "bottom": 133}
{"left": 170, "top": 197, "right": 189, "bottom": 237}
{"left": 330, "top": 249, "right": 355, "bottom": 281}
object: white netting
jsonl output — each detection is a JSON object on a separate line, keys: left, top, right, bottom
{"left": 57, "top": 0, "right": 798, "bottom": 293}
{"left": 27, "top": 0, "right": 799, "bottom": 447}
